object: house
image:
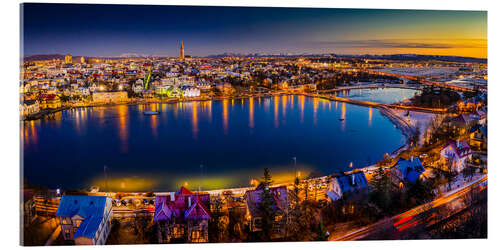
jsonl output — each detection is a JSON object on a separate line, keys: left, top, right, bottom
{"left": 215, "top": 82, "right": 234, "bottom": 95}
{"left": 469, "top": 124, "right": 487, "bottom": 150}
{"left": 182, "top": 87, "right": 201, "bottom": 97}
{"left": 390, "top": 157, "right": 426, "bottom": 189}
{"left": 56, "top": 195, "right": 113, "bottom": 245}
{"left": 72, "top": 87, "right": 90, "bottom": 96}
{"left": 132, "top": 84, "right": 144, "bottom": 93}
{"left": 20, "top": 99, "right": 40, "bottom": 117}
{"left": 440, "top": 140, "right": 473, "bottom": 173}
{"left": 39, "top": 94, "right": 61, "bottom": 109}
{"left": 154, "top": 187, "right": 211, "bottom": 243}
{"left": 471, "top": 110, "right": 487, "bottom": 125}
{"left": 452, "top": 113, "right": 476, "bottom": 129}
{"left": 245, "top": 184, "right": 288, "bottom": 238}
{"left": 92, "top": 91, "right": 128, "bottom": 103}
{"left": 457, "top": 99, "right": 482, "bottom": 112}
{"left": 326, "top": 172, "right": 369, "bottom": 202}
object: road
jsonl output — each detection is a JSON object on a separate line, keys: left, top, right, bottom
{"left": 331, "top": 175, "right": 487, "bottom": 241}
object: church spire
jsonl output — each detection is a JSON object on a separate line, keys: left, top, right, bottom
{"left": 179, "top": 40, "right": 185, "bottom": 60}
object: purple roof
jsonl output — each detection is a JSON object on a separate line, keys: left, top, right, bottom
{"left": 154, "top": 187, "right": 211, "bottom": 223}
{"left": 443, "top": 140, "right": 472, "bottom": 158}
{"left": 245, "top": 185, "right": 287, "bottom": 217}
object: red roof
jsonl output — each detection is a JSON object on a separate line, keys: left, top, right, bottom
{"left": 184, "top": 196, "right": 211, "bottom": 220}
{"left": 175, "top": 186, "right": 193, "bottom": 196}
{"left": 154, "top": 187, "right": 211, "bottom": 223}
{"left": 40, "top": 94, "right": 57, "bottom": 100}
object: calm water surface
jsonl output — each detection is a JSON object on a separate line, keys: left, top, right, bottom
{"left": 335, "top": 87, "right": 421, "bottom": 104}
{"left": 22, "top": 95, "right": 406, "bottom": 191}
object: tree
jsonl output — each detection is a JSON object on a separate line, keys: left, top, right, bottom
{"left": 209, "top": 197, "right": 228, "bottom": 242}
{"left": 407, "top": 179, "right": 434, "bottom": 206}
{"left": 285, "top": 177, "right": 302, "bottom": 241}
{"left": 314, "top": 221, "right": 329, "bottom": 241}
{"left": 257, "top": 168, "right": 276, "bottom": 241}
{"left": 370, "top": 166, "right": 392, "bottom": 213}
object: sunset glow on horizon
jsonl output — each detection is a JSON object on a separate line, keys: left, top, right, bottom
{"left": 22, "top": 4, "right": 487, "bottom": 58}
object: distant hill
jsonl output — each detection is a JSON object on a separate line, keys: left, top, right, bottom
{"left": 23, "top": 54, "right": 65, "bottom": 61}
{"left": 23, "top": 54, "right": 85, "bottom": 62}
{"left": 207, "top": 52, "right": 487, "bottom": 64}
{"left": 351, "top": 54, "right": 487, "bottom": 64}
{"left": 23, "top": 53, "right": 487, "bottom": 64}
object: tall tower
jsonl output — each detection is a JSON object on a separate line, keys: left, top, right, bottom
{"left": 179, "top": 41, "right": 185, "bottom": 60}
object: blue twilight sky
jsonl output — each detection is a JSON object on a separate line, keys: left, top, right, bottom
{"left": 21, "top": 3, "right": 487, "bottom": 58}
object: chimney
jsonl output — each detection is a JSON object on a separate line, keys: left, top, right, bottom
{"left": 350, "top": 174, "right": 356, "bottom": 186}
{"left": 188, "top": 196, "right": 191, "bottom": 207}
{"left": 456, "top": 139, "right": 460, "bottom": 148}
{"left": 170, "top": 192, "right": 175, "bottom": 202}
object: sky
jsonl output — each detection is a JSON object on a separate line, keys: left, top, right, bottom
{"left": 21, "top": 4, "right": 487, "bottom": 58}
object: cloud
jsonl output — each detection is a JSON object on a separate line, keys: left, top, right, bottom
{"left": 311, "top": 39, "right": 486, "bottom": 49}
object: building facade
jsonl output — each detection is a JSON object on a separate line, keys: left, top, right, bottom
{"left": 56, "top": 195, "right": 113, "bottom": 245}
{"left": 64, "top": 54, "right": 72, "bottom": 64}
{"left": 440, "top": 140, "right": 473, "bottom": 173}
{"left": 92, "top": 91, "right": 128, "bottom": 103}
{"left": 39, "top": 94, "right": 61, "bottom": 109}
{"left": 245, "top": 185, "right": 288, "bottom": 239}
{"left": 326, "top": 172, "right": 369, "bottom": 202}
{"left": 20, "top": 99, "right": 40, "bottom": 117}
{"left": 154, "top": 187, "right": 211, "bottom": 243}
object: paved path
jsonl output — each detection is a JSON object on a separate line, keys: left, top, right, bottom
{"left": 44, "top": 224, "right": 61, "bottom": 246}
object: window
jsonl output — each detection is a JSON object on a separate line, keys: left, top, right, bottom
{"left": 192, "top": 230, "right": 200, "bottom": 240}
{"left": 275, "top": 215, "right": 283, "bottom": 222}
{"left": 75, "top": 220, "right": 82, "bottom": 227}
{"left": 62, "top": 218, "right": 71, "bottom": 225}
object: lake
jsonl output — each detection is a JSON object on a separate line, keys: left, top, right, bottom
{"left": 335, "top": 87, "right": 421, "bottom": 104}
{"left": 22, "top": 95, "right": 406, "bottom": 191}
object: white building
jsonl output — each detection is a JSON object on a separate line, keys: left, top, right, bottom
{"left": 440, "top": 140, "right": 473, "bottom": 173}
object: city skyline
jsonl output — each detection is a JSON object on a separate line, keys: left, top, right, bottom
{"left": 21, "top": 4, "right": 487, "bottom": 58}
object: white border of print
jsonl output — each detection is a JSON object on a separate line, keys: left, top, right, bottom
{"left": 1, "top": 1, "right": 496, "bottom": 250}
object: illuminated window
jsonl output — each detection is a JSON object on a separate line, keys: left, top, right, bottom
{"left": 192, "top": 230, "right": 200, "bottom": 239}
{"left": 75, "top": 220, "right": 82, "bottom": 227}
{"left": 275, "top": 215, "right": 283, "bottom": 222}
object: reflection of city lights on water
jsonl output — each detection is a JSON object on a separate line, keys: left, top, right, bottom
{"left": 368, "top": 107, "right": 373, "bottom": 127}
{"left": 192, "top": 102, "right": 198, "bottom": 139}
{"left": 249, "top": 97, "right": 254, "bottom": 129}
{"left": 274, "top": 96, "right": 279, "bottom": 128}
{"left": 223, "top": 99, "right": 229, "bottom": 135}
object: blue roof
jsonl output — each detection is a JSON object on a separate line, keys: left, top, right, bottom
{"left": 395, "top": 158, "right": 425, "bottom": 184}
{"left": 480, "top": 125, "right": 487, "bottom": 139}
{"left": 56, "top": 195, "right": 109, "bottom": 239}
{"left": 337, "top": 172, "right": 369, "bottom": 194}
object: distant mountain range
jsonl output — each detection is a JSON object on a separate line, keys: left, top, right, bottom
{"left": 23, "top": 53, "right": 487, "bottom": 64}
{"left": 23, "top": 54, "right": 85, "bottom": 62}
{"left": 347, "top": 54, "right": 487, "bottom": 64}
